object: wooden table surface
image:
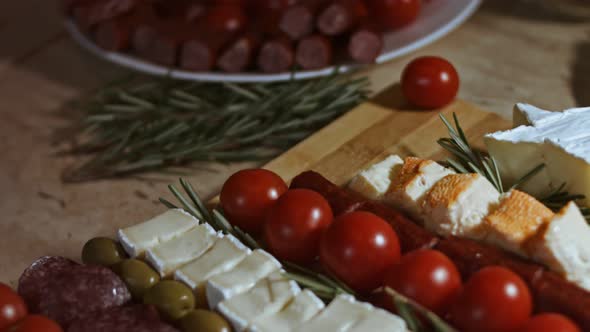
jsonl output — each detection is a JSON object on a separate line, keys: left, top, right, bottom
{"left": 1, "top": 0, "right": 589, "bottom": 285}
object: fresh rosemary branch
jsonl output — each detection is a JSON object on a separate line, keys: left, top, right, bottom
{"left": 540, "top": 183, "right": 590, "bottom": 221}
{"left": 64, "top": 74, "right": 370, "bottom": 182}
{"left": 161, "top": 178, "right": 456, "bottom": 332}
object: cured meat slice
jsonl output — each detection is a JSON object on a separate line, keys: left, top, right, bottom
{"left": 217, "top": 32, "right": 262, "bottom": 73}
{"left": 68, "top": 305, "right": 180, "bottom": 332}
{"left": 257, "top": 36, "right": 295, "bottom": 73}
{"left": 317, "top": 0, "right": 368, "bottom": 36}
{"left": 295, "top": 34, "right": 333, "bottom": 70}
{"left": 347, "top": 22, "right": 383, "bottom": 64}
{"left": 18, "top": 256, "right": 78, "bottom": 312}
{"left": 279, "top": 0, "right": 329, "bottom": 40}
{"left": 38, "top": 264, "right": 131, "bottom": 327}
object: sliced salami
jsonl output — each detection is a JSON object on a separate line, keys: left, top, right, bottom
{"left": 68, "top": 305, "right": 180, "bottom": 332}
{"left": 18, "top": 256, "right": 79, "bottom": 312}
{"left": 38, "top": 264, "right": 131, "bottom": 327}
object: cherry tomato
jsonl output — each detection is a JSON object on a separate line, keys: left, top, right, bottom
{"left": 518, "top": 313, "right": 581, "bottom": 332}
{"left": 383, "top": 249, "right": 461, "bottom": 313}
{"left": 0, "top": 283, "right": 27, "bottom": 329}
{"left": 205, "top": 4, "right": 248, "bottom": 33}
{"left": 319, "top": 211, "right": 401, "bottom": 293}
{"left": 368, "top": 0, "right": 421, "bottom": 30}
{"left": 401, "top": 56, "right": 459, "bottom": 109}
{"left": 450, "top": 266, "right": 532, "bottom": 332}
{"left": 264, "top": 189, "right": 334, "bottom": 264}
{"left": 220, "top": 169, "right": 288, "bottom": 235}
{"left": 4, "top": 315, "right": 63, "bottom": 332}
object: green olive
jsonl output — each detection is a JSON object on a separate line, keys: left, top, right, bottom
{"left": 143, "top": 280, "right": 195, "bottom": 321}
{"left": 82, "top": 237, "right": 126, "bottom": 266}
{"left": 113, "top": 259, "right": 160, "bottom": 299}
{"left": 179, "top": 310, "right": 232, "bottom": 332}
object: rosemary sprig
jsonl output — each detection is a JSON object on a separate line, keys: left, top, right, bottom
{"left": 64, "top": 74, "right": 370, "bottom": 182}
{"left": 162, "top": 178, "right": 457, "bottom": 332}
{"left": 540, "top": 183, "right": 590, "bottom": 221}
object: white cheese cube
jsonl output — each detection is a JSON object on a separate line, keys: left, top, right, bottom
{"left": 348, "top": 306, "right": 407, "bottom": 332}
{"left": 249, "top": 289, "right": 325, "bottom": 332}
{"left": 385, "top": 157, "right": 455, "bottom": 221}
{"left": 207, "top": 249, "right": 281, "bottom": 309}
{"left": 174, "top": 234, "right": 250, "bottom": 290}
{"left": 293, "top": 294, "right": 372, "bottom": 332}
{"left": 145, "top": 223, "right": 217, "bottom": 277}
{"left": 483, "top": 190, "right": 554, "bottom": 255}
{"left": 348, "top": 155, "right": 404, "bottom": 200}
{"left": 218, "top": 271, "right": 301, "bottom": 331}
{"left": 422, "top": 174, "right": 500, "bottom": 240}
{"left": 527, "top": 202, "right": 590, "bottom": 291}
{"left": 118, "top": 209, "right": 199, "bottom": 257}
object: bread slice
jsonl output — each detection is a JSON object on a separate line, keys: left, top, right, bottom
{"left": 348, "top": 155, "right": 404, "bottom": 200}
{"left": 384, "top": 157, "right": 455, "bottom": 221}
{"left": 526, "top": 201, "right": 590, "bottom": 291}
{"left": 422, "top": 174, "right": 500, "bottom": 240}
{"left": 483, "top": 190, "right": 554, "bottom": 255}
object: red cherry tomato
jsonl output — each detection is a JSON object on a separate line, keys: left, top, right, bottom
{"left": 0, "top": 283, "right": 27, "bottom": 329}
{"left": 220, "top": 169, "right": 288, "bottom": 235}
{"left": 401, "top": 56, "right": 460, "bottom": 109}
{"left": 518, "top": 313, "right": 581, "bottom": 332}
{"left": 450, "top": 266, "right": 532, "bottom": 332}
{"left": 368, "top": 0, "right": 421, "bottom": 30}
{"left": 4, "top": 315, "right": 63, "bottom": 332}
{"left": 383, "top": 249, "right": 461, "bottom": 313}
{"left": 264, "top": 189, "right": 334, "bottom": 264}
{"left": 205, "top": 4, "right": 248, "bottom": 33}
{"left": 320, "top": 211, "right": 401, "bottom": 293}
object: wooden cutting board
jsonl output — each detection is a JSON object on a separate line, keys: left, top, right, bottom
{"left": 264, "top": 84, "right": 511, "bottom": 186}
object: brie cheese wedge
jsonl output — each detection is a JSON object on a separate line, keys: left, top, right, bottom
{"left": 527, "top": 202, "right": 590, "bottom": 291}
{"left": 385, "top": 157, "right": 455, "bottom": 221}
{"left": 175, "top": 234, "right": 250, "bottom": 291}
{"left": 146, "top": 223, "right": 217, "bottom": 277}
{"left": 348, "top": 155, "right": 404, "bottom": 200}
{"left": 485, "top": 103, "right": 590, "bottom": 204}
{"left": 248, "top": 290, "right": 325, "bottom": 332}
{"left": 218, "top": 271, "right": 300, "bottom": 331}
{"left": 293, "top": 294, "right": 372, "bottom": 332}
{"left": 422, "top": 174, "right": 500, "bottom": 240}
{"left": 206, "top": 249, "right": 281, "bottom": 309}
{"left": 118, "top": 209, "right": 199, "bottom": 257}
{"left": 483, "top": 190, "right": 554, "bottom": 255}
{"left": 348, "top": 306, "right": 407, "bottom": 332}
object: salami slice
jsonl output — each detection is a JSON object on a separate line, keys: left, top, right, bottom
{"left": 18, "top": 256, "right": 78, "bottom": 313}
{"left": 38, "top": 264, "right": 131, "bottom": 327}
{"left": 68, "top": 305, "right": 179, "bottom": 332}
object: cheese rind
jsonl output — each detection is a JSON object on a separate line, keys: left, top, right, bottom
{"left": 385, "top": 157, "right": 455, "bottom": 221}
{"left": 206, "top": 249, "right": 281, "bottom": 309}
{"left": 527, "top": 202, "right": 590, "bottom": 291}
{"left": 218, "top": 271, "right": 301, "bottom": 331}
{"left": 118, "top": 209, "right": 199, "bottom": 257}
{"left": 293, "top": 295, "right": 372, "bottom": 332}
{"left": 146, "top": 223, "right": 217, "bottom": 277}
{"left": 483, "top": 190, "right": 554, "bottom": 255}
{"left": 174, "top": 234, "right": 250, "bottom": 290}
{"left": 248, "top": 290, "right": 325, "bottom": 332}
{"left": 422, "top": 174, "right": 500, "bottom": 240}
{"left": 348, "top": 155, "right": 404, "bottom": 200}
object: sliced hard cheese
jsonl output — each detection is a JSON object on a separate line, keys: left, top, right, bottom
{"left": 293, "top": 294, "right": 371, "bottom": 332}
{"left": 206, "top": 249, "right": 281, "bottom": 309}
{"left": 145, "top": 223, "right": 217, "bottom": 277}
{"left": 175, "top": 234, "right": 250, "bottom": 290}
{"left": 118, "top": 209, "right": 199, "bottom": 257}
{"left": 385, "top": 157, "right": 455, "bottom": 221}
{"left": 483, "top": 190, "right": 554, "bottom": 255}
{"left": 485, "top": 103, "right": 590, "bottom": 204}
{"left": 249, "top": 290, "right": 325, "bottom": 332}
{"left": 527, "top": 202, "right": 590, "bottom": 291}
{"left": 218, "top": 271, "right": 300, "bottom": 331}
{"left": 348, "top": 306, "right": 407, "bottom": 332}
{"left": 348, "top": 155, "right": 404, "bottom": 200}
{"left": 422, "top": 174, "right": 500, "bottom": 240}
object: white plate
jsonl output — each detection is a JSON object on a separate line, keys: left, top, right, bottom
{"left": 66, "top": 0, "right": 481, "bottom": 83}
